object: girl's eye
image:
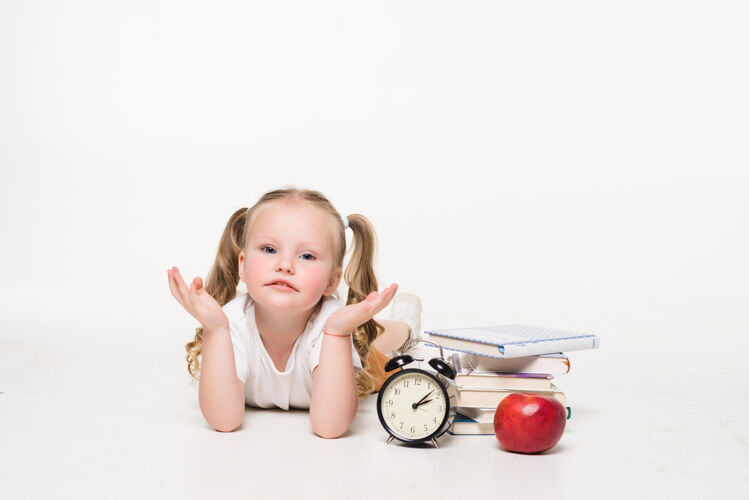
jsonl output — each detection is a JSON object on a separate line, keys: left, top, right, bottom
{"left": 261, "top": 246, "right": 315, "bottom": 261}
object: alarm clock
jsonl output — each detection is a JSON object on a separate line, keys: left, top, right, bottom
{"left": 376, "top": 339, "right": 458, "bottom": 447}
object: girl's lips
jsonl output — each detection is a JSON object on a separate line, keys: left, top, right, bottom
{"left": 267, "top": 283, "right": 297, "bottom": 292}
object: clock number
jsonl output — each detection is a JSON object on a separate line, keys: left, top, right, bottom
{"left": 399, "top": 422, "right": 404, "bottom": 430}
{"left": 394, "top": 388, "right": 400, "bottom": 396}
{"left": 403, "top": 380, "right": 409, "bottom": 388}
{"left": 410, "top": 426, "right": 416, "bottom": 434}
{"left": 433, "top": 416, "right": 437, "bottom": 423}
{"left": 424, "top": 424, "right": 428, "bottom": 432}
{"left": 438, "top": 405, "right": 443, "bottom": 412}
{"left": 390, "top": 412, "right": 395, "bottom": 419}
{"left": 415, "top": 377, "right": 422, "bottom": 385}
{"left": 388, "top": 399, "right": 393, "bottom": 407}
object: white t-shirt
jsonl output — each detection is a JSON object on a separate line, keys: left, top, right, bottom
{"left": 222, "top": 293, "right": 363, "bottom": 410}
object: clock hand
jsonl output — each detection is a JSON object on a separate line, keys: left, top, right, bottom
{"left": 411, "top": 390, "right": 434, "bottom": 409}
{"left": 416, "top": 390, "right": 434, "bottom": 405}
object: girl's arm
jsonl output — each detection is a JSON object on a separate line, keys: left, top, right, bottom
{"left": 167, "top": 268, "right": 245, "bottom": 432}
{"left": 308, "top": 284, "right": 399, "bottom": 438}
{"left": 309, "top": 333, "right": 358, "bottom": 438}
{"left": 200, "top": 325, "right": 246, "bottom": 432}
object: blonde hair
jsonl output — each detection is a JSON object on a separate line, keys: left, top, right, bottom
{"left": 184, "top": 186, "right": 385, "bottom": 399}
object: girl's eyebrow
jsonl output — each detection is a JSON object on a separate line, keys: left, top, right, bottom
{"left": 254, "top": 236, "right": 323, "bottom": 250}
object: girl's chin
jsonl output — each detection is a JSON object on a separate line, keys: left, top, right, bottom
{"left": 251, "top": 290, "right": 318, "bottom": 309}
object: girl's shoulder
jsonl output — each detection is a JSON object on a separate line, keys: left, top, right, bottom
{"left": 318, "top": 294, "right": 344, "bottom": 320}
{"left": 222, "top": 293, "right": 252, "bottom": 322}
{"left": 305, "top": 295, "right": 344, "bottom": 343}
{"left": 323, "top": 293, "right": 344, "bottom": 308}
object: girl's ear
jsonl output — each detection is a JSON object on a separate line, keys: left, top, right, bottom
{"left": 237, "top": 251, "right": 245, "bottom": 284}
{"left": 323, "top": 268, "right": 343, "bottom": 296}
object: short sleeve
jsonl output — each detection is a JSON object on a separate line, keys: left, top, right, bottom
{"left": 221, "top": 294, "right": 252, "bottom": 384}
{"left": 228, "top": 324, "right": 251, "bottom": 383}
{"left": 308, "top": 334, "right": 363, "bottom": 375}
{"left": 305, "top": 296, "right": 363, "bottom": 376}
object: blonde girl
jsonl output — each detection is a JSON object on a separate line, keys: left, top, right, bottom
{"left": 167, "top": 187, "right": 421, "bottom": 438}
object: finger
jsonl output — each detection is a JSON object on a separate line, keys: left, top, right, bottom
{"left": 168, "top": 269, "right": 187, "bottom": 307}
{"left": 167, "top": 269, "right": 179, "bottom": 296}
{"left": 171, "top": 268, "right": 187, "bottom": 296}
{"left": 186, "top": 278, "right": 202, "bottom": 307}
{"left": 371, "top": 284, "right": 399, "bottom": 315}
{"left": 356, "top": 285, "right": 394, "bottom": 316}
{"left": 371, "top": 283, "right": 397, "bottom": 305}
{"left": 192, "top": 278, "right": 207, "bottom": 297}
{"left": 173, "top": 269, "right": 195, "bottom": 305}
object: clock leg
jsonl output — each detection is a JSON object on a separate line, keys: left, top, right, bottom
{"left": 431, "top": 438, "right": 440, "bottom": 448}
{"left": 386, "top": 435, "right": 394, "bottom": 445}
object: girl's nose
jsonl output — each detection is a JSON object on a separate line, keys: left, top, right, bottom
{"left": 275, "top": 255, "right": 294, "bottom": 273}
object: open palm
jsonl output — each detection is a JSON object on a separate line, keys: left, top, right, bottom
{"left": 324, "top": 284, "right": 399, "bottom": 336}
{"left": 167, "top": 266, "right": 228, "bottom": 331}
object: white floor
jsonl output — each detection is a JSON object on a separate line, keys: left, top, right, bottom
{"left": 2, "top": 292, "right": 748, "bottom": 500}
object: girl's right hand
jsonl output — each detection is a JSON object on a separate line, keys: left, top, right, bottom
{"left": 167, "top": 266, "right": 229, "bottom": 331}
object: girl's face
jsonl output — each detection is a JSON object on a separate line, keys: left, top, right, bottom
{"left": 238, "top": 201, "right": 342, "bottom": 313}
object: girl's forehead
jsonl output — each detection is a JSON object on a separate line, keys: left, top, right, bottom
{"left": 249, "top": 201, "right": 336, "bottom": 243}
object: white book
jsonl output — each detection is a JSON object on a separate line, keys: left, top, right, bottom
{"left": 457, "top": 384, "right": 566, "bottom": 408}
{"left": 460, "top": 352, "right": 571, "bottom": 374}
{"left": 426, "top": 324, "right": 599, "bottom": 359}
{"left": 458, "top": 405, "right": 572, "bottom": 422}
{"left": 456, "top": 406, "right": 499, "bottom": 422}
{"left": 447, "top": 412, "right": 495, "bottom": 435}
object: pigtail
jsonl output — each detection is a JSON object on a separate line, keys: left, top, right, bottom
{"left": 343, "top": 214, "right": 386, "bottom": 399}
{"left": 184, "top": 207, "right": 249, "bottom": 382}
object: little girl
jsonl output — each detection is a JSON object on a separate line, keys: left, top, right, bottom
{"left": 167, "top": 187, "right": 423, "bottom": 438}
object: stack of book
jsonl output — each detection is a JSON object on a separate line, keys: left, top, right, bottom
{"left": 446, "top": 352, "right": 571, "bottom": 435}
{"left": 424, "top": 324, "right": 600, "bottom": 436}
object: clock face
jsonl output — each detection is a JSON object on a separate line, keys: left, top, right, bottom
{"left": 378, "top": 369, "right": 449, "bottom": 442}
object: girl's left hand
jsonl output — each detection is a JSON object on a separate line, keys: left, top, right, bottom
{"left": 324, "top": 284, "right": 399, "bottom": 336}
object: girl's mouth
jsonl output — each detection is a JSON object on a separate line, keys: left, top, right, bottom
{"left": 266, "top": 281, "right": 297, "bottom": 291}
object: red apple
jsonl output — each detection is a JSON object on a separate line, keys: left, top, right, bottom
{"left": 493, "top": 393, "right": 566, "bottom": 454}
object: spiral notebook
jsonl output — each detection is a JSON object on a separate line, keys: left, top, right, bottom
{"left": 425, "top": 324, "right": 600, "bottom": 359}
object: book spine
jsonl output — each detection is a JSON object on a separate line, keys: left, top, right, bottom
{"left": 466, "top": 354, "right": 570, "bottom": 374}
{"left": 455, "top": 379, "right": 552, "bottom": 391}
{"left": 458, "top": 389, "right": 566, "bottom": 407}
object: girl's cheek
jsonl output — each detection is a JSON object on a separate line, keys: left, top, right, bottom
{"left": 307, "top": 267, "right": 330, "bottom": 290}
{"left": 244, "top": 255, "right": 264, "bottom": 283}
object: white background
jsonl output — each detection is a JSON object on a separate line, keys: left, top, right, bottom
{"left": 1, "top": 1, "right": 747, "bottom": 499}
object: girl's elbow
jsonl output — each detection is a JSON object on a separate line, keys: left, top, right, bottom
{"left": 210, "top": 418, "right": 243, "bottom": 433}
{"left": 310, "top": 406, "right": 357, "bottom": 439}
{"left": 312, "top": 422, "right": 350, "bottom": 439}
{"left": 313, "top": 429, "right": 341, "bottom": 439}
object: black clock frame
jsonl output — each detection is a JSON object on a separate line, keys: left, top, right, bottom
{"left": 376, "top": 367, "right": 456, "bottom": 444}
